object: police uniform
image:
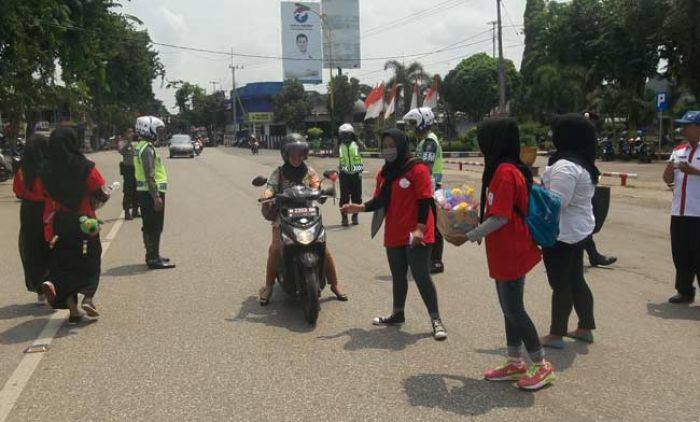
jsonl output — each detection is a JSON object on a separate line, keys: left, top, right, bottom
{"left": 415, "top": 131, "right": 445, "bottom": 271}
{"left": 339, "top": 139, "right": 364, "bottom": 225}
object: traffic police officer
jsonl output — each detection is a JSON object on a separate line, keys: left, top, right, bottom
{"left": 404, "top": 107, "right": 445, "bottom": 274}
{"left": 134, "top": 116, "right": 175, "bottom": 270}
{"left": 338, "top": 123, "right": 364, "bottom": 226}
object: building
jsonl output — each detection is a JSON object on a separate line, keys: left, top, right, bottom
{"left": 231, "top": 82, "right": 286, "bottom": 139}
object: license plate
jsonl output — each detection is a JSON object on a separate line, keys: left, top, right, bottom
{"left": 287, "top": 208, "right": 318, "bottom": 218}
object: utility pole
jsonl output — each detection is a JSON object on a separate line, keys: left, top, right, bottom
{"left": 487, "top": 21, "right": 497, "bottom": 58}
{"left": 496, "top": 0, "right": 507, "bottom": 116}
{"left": 229, "top": 48, "right": 243, "bottom": 141}
{"left": 209, "top": 81, "right": 219, "bottom": 94}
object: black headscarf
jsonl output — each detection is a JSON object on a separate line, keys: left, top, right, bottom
{"left": 41, "top": 127, "right": 95, "bottom": 210}
{"left": 378, "top": 128, "right": 419, "bottom": 208}
{"left": 21, "top": 134, "right": 48, "bottom": 190}
{"left": 477, "top": 118, "right": 533, "bottom": 222}
{"left": 548, "top": 114, "right": 600, "bottom": 184}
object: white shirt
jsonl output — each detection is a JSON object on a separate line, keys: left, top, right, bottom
{"left": 542, "top": 159, "right": 596, "bottom": 244}
{"left": 669, "top": 142, "right": 700, "bottom": 217}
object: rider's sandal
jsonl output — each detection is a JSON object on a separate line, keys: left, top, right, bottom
{"left": 258, "top": 287, "right": 272, "bottom": 306}
{"left": 331, "top": 286, "right": 348, "bottom": 302}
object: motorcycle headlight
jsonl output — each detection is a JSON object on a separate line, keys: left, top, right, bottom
{"left": 293, "top": 227, "right": 315, "bottom": 245}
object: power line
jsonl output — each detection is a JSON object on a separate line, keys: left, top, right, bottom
{"left": 500, "top": 0, "right": 523, "bottom": 43}
{"left": 362, "top": 0, "right": 469, "bottom": 39}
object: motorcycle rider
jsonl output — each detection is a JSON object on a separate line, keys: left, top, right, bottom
{"left": 403, "top": 107, "right": 445, "bottom": 274}
{"left": 338, "top": 123, "right": 364, "bottom": 227}
{"left": 134, "top": 116, "right": 175, "bottom": 270}
{"left": 258, "top": 133, "right": 347, "bottom": 305}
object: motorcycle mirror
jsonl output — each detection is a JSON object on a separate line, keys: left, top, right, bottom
{"left": 252, "top": 176, "right": 268, "bottom": 187}
{"left": 322, "top": 186, "right": 336, "bottom": 197}
{"left": 323, "top": 169, "right": 338, "bottom": 182}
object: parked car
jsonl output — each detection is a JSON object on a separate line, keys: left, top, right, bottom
{"left": 169, "top": 134, "right": 195, "bottom": 158}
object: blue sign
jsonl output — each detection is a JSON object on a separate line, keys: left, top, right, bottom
{"left": 656, "top": 92, "right": 669, "bottom": 112}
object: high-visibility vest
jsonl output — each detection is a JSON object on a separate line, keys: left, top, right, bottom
{"left": 339, "top": 141, "right": 364, "bottom": 174}
{"left": 416, "top": 132, "right": 443, "bottom": 175}
{"left": 134, "top": 140, "right": 168, "bottom": 192}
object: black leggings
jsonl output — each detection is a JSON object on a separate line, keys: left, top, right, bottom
{"left": 495, "top": 278, "right": 544, "bottom": 361}
{"left": 386, "top": 245, "right": 439, "bottom": 318}
{"left": 542, "top": 240, "right": 596, "bottom": 336}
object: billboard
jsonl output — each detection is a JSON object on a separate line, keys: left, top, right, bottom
{"left": 321, "top": 0, "right": 361, "bottom": 69}
{"left": 281, "top": 2, "right": 323, "bottom": 84}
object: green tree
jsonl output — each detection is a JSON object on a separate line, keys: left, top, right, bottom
{"left": 328, "top": 73, "right": 360, "bottom": 126}
{"left": 273, "top": 79, "right": 310, "bottom": 131}
{"left": 443, "top": 53, "right": 520, "bottom": 121}
{"left": 661, "top": 0, "right": 700, "bottom": 100}
{"left": 384, "top": 60, "right": 428, "bottom": 113}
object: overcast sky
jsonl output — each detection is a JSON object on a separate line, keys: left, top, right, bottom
{"left": 121, "top": 0, "right": 526, "bottom": 111}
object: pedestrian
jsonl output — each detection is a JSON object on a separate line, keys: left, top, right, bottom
{"left": 403, "top": 107, "right": 445, "bottom": 274}
{"left": 337, "top": 123, "right": 364, "bottom": 227}
{"left": 663, "top": 110, "right": 700, "bottom": 304}
{"left": 13, "top": 134, "right": 50, "bottom": 304}
{"left": 258, "top": 133, "right": 347, "bottom": 305}
{"left": 464, "top": 118, "right": 554, "bottom": 390}
{"left": 39, "top": 127, "right": 109, "bottom": 323}
{"left": 341, "top": 128, "right": 446, "bottom": 340}
{"left": 134, "top": 116, "right": 175, "bottom": 270}
{"left": 118, "top": 128, "right": 139, "bottom": 220}
{"left": 540, "top": 114, "right": 598, "bottom": 349}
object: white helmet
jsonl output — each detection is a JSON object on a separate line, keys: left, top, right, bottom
{"left": 403, "top": 107, "right": 435, "bottom": 132}
{"left": 338, "top": 123, "right": 355, "bottom": 140}
{"left": 135, "top": 116, "right": 165, "bottom": 140}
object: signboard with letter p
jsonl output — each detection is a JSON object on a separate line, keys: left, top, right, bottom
{"left": 656, "top": 92, "right": 669, "bottom": 112}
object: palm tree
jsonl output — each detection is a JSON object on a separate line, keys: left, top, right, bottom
{"left": 384, "top": 60, "right": 428, "bottom": 114}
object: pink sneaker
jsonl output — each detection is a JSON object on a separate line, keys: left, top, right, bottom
{"left": 484, "top": 360, "right": 528, "bottom": 381}
{"left": 41, "top": 281, "right": 56, "bottom": 304}
{"left": 516, "top": 362, "right": 555, "bottom": 390}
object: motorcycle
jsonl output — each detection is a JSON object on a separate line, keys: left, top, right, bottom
{"left": 0, "top": 150, "right": 14, "bottom": 182}
{"left": 598, "top": 137, "right": 615, "bottom": 161}
{"left": 193, "top": 140, "right": 203, "bottom": 156}
{"left": 634, "top": 137, "right": 654, "bottom": 163}
{"left": 251, "top": 141, "right": 259, "bottom": 155}
{"left": 251, "top": 170, "right": 336, "bottom": 324}
{"left": 618, "top": 137, "right": 632, "bottom": 161}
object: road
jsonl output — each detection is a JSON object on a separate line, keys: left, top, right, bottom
{"left": 0, "top": 146, "right": 697, "bottom": 421}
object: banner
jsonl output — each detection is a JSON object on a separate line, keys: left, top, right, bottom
{"left": 364, "top": 84, "right": 384, "bottom": 121}
{"left": 281, "top": 2, "right": 323, "bottom": 84}
{"left": 384, "top": 84, "right": 397, "bottom": 120}
{"left": 321, "top": 0, "right": 361, "bottom": 69}
{"left": 410, "top": 83, "right": 419, "bottom": 110}
{"left": 423, "top": 81, "right": 438, "bottom": 110}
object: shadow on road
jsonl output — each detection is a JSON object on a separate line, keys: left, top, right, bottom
{"left": 103, "top": 264, "right": 149, "bottom": 277}
{"left": 403, "top": 373, "right": 535, "bottom": 416}
{"left": 0, "top": 303, "right": 55, "bottom": 320}
{"left": 0, "top": 318, "right": 51, "bottom": 344}
{"left": 227, "top": 295, "right": 316, "bottom": 333}
{"left": 646, "top": 301, "right": 700, "bottom": 321}
{"left": 474, "top": 341, "right": 590, "bottom": 372}
{"left": 318, "top": 327, "right": 431, "bottom": 351}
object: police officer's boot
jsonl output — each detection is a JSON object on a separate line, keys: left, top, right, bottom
{"left": 341, "top": 212, "right": 349, "bottom": 227}
{"left": 149, "top": 233, "right": 175, "bottom": 270}
{"left": 154, "top": 232, "right": 171, "bottom": 264}
{"left": 351, "top": 213, "right": 359, "bottom": 226}
{"left": 143, "top": 233, "right": 158, "bottom": 267}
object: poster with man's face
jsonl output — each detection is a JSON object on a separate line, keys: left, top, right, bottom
{"left": 281, "top": 2, "right": 322, "bottom": 84}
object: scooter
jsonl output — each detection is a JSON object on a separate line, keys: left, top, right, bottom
{"left": 251, "top": 141, "right": 259, "bottom": 155}
{"left": 193, "top": 140, "right": 203, "bottom": 156}
{"left": 618, "top": 137, "right": 632, "bottom": 161}
{"left": 0, "top": 151, "right": 12, "bottom": 182}
{"left": 251, "top": 170, "right": 336, "bottom": 324}
{"left": 598, "top": 137, "right": 615, "bottom": 161}
{"left": 634, "top": 138, "right": 653, "bottom": 163}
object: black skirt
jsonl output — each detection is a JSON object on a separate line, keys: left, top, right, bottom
{"left": 48, "top": 235, "right": 101, "bottom": 309}
{"left": 19, "top": 200, "right": 50, "bottom": 293}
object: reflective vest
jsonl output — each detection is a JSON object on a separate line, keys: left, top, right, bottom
{"left": 134, "top": 140, "right": 168, "bottom": 192}
{"left": 416, "top": 132, "right": 444, "bottom": 175}
{"left": 339, "top": 141, "right": 364, "bottom": 174}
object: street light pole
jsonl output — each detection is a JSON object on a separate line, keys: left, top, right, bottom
{"left": 496, "top": 0, "right": 507, "bottom": 115}
{"left": 229, "top": 49, "right": 243, "bottom": 142}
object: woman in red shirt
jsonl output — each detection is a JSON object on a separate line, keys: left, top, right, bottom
{"left": 39, "top": 127, "right": 109, "bottom": 324}
{"left": 465, "top": 118, "right": 554, "bottom": 391}
{"left": 13, "top": 134, "right": 50, "bottom": 303}
{"left": 341, "top": 128, "right": 446, "bottom": 341}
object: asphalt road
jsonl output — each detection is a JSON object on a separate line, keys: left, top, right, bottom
{"left": 0, "top": 146, "right": 697, "bottom": 421}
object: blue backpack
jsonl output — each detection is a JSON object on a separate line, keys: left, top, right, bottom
{"left": 523, "top": 184, "right": 561, "bottom": 247}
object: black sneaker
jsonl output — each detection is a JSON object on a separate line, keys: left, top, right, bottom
{"left": 669, "top": 293, "right": 695, "bottom": 304}
{"left": 372, "top": 312, "right": 405, "bottom": 326}
{"left": 432, "top": 318, "right": 447, "bottom": 341}
{"left": 430, "top": 262, "right": 445, "bottom": 274}
{"left": 351, "top": 214, "right": 359, "bottom": 225}
{"left": 68, "top": 315, "right": 85, "bottom": 325}
{"left": 590, "top": 255, "right": 617, "bottom": 267}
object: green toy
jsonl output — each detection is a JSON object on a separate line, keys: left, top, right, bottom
{"left": 79, "top": 216, "right": 104, "bottom": 236}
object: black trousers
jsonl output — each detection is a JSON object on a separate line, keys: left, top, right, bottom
{"left": 18, "top": 200, "right": 50, "bottom": 293}
{"left": 386, "top": 245, "right": 440, "bottom": 318}
{"left": 671, "top": 216, "right": 700, "bottom": 296}
{"left": 495, "top": 278, "right": 543, "bottom": 360}
{"left": 48, "top": 236, "right": 101, "bottom": 308}
{"left": 120, "top": 163, "right": 138, "bottom": 213}
{"left": 429, "top": 200, "right": 444, "bottom": 263}
{"left": 542, "top": 240, "right": 596, "bottom": 336}
{"left": 339, "top": 172, "right": 362, "bottom": 207}
{"left": 138, "top": 192, "right": 165, "bottom": 236}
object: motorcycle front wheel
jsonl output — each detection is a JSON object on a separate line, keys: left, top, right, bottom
{"left": 301, "top": 267, "right": 320, "bottom": 324}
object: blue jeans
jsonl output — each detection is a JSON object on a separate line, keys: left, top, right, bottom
{"left": 495, "top": 278, "right": 544, "bottom": 361}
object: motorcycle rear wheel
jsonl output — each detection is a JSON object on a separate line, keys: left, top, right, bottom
{"left": 301, "top": 267, "right": 320, "bottom": 325}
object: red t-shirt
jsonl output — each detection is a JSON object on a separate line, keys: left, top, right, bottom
{"left": 374, "top": 163, "right": 435, "bottom": 248}
{"left": 43, "top": 167, "right": 105, "bottom": 242}
{"left": 13, "top": 169, "right": 45, "bottom": 202}
{"left": 484, "top": 163, "right": 541, "bottom": 280}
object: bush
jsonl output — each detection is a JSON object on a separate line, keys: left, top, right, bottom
{"left": 444, "top": 127, "right": 477, "bottom": 151}
{"left": 307, "top": 127, "right": 323, "bottom": 140}
{"left": 519, "top": 121, "right": 547, "bottom": 148}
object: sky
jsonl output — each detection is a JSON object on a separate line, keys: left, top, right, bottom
{"left": 120, "top": 0, "right": 526, "bottom": 111}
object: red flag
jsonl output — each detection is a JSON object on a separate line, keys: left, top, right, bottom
{"left": 364, "top": 83, "right": 385, "bottom": 120}
{"left": 383, "top": 83, "right": 398, "bottom": 120}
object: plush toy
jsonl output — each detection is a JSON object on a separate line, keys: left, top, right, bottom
{"left": 79, "top": 216, "right": 104, "bottom": 236}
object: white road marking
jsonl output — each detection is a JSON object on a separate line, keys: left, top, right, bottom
{"left": 0, "top": 211, "right": 125, "bottom": 421}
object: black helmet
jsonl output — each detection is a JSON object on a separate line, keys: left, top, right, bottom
{"left": 281, "top": 133, "right": 309, "bottom": 163}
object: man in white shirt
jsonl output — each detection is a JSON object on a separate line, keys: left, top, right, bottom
{"left": 663, "top": 110, "right": 700, "bottom": 304}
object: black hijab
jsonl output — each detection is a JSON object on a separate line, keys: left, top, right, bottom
{"left": 22, "top": 134, "right": 48, "bottom": 190}
{"left": 41, "top": 127, "right": 95, "bottom": 210}
{"left": 378, "top": 128, "right": 419, "bottom": 207}
{"left": 477, "top": 118, "right": 533, "bottom": 222}
{"left": 548, "top": 114, "right": 600, "bottom": 184}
